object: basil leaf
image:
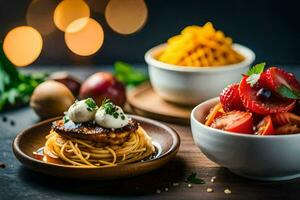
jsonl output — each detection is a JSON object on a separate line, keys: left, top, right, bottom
{"left": 186, "top": 173, "right": 205, "bottom": 184}
{"left": 247, "top": 62, "right": 266, "bottom": 76}
{"left": 277, "top": 85, "right": 300, "bottom": 99}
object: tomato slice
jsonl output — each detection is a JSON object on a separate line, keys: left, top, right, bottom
{"left": 211, "top": 111, "right": 254, "bottom": 134}
{"left": 275, "top": 124, "right": 300, "bottom": 135}
{"left": 205, "top": 103, "right": 224, "bottom": 126}
{"left": 256, "top": 115, "right": 275, "bottom": 135}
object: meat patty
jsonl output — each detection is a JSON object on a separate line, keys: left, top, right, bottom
{"left": 52, "top": 119, "right": 139, "bottom": 145}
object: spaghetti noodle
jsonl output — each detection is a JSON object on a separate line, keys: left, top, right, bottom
{"left": 44, "top": 127, "right": 155, "bottom": 168}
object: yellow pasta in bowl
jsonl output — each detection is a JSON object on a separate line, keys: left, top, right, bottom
{"left": 144, "top": 22, "right": 255, "bottom": 106}
{"left": 157, "top": 22, "right": 245, "bottom": 67}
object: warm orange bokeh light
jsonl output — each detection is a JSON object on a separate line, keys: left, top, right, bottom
{"left": 105, "top": 0, "right": 148, "bottom": 35}
{"left": 26, "top": 0, "right": 57, "bottom": 35}
{"left": 54, "top": 0, "right": 90, "bottom": 33}
{"left": 65, "top": 18, "right": 104, "bottom": 56}
{"left": 3, "top": 26, "right": 43, "bottom": 67}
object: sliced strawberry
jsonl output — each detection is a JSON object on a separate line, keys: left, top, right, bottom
{"left": 239, "top": 76, "right": 296, "bottom": 115}
{"left": 220, "top": 83, "right": 244, "bottom": 112}
{"left": 211, "top": 111, "right": 254, "bottom": 134}
{"left": 256, "top": 115, "right": 275, "bottom": 135}
{"left": 263, "top": 67, "right": 300, "bottom": 96}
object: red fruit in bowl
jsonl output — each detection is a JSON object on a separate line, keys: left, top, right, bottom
{"left": 79, "top": 72, "right": 126, "bottom": 107}
{"left": 211, "top": 111, "right": 254, "bottom": 134}
{"left": 256, "top": 115, "right": 275, "bottom": 135}
{"left": 239, "top": 76, "right": 296, "bottom": 115}
{"left": 263, "top": 67, "right": 300, "bottom": 97}
{"left": 220, "top": 83, "right": 244, "bottom": 112}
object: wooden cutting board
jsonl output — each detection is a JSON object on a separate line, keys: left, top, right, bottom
{"left": 127, "top": 83, "right": 193, "bottom": 124}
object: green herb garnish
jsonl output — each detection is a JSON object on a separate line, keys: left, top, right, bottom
{"left": 247, "top": 62, "right": 266, "bottom": 76}
{"left": 113, "top": 112, "right": 119, "bottom": 119}
{"left": 246, "top": 73, "right": 261, "bottom": 87}
{"left": 246, "top": 62, "right": 266, "bottom": 87}
{"left": 63, "top": 116, "right": 70, "bottom": 123}
{"left": 185, "top": 173, "right": 205, "bottom": 184}
{"left": 85, "top": 98, "right": 98, "bottom": 112}
{"left": 277, "top": 85, "right": 300, "bottom": 99}
{"left": 114, "top": 61, "right": 148, "bottom": 87}
{"left": 101, "top": 99, "right": 119, "bottom": 117}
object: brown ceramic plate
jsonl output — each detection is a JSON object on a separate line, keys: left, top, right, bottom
{"left": 13, "top": 115, "right": 180, "bottom": 180}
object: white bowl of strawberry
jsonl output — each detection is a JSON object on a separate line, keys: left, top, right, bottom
{"left": 191, "top": 63, "right": 300, "bottom": 181}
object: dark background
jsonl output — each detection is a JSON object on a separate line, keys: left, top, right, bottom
{"left": 0, "top": 0, "right": 300, "bottom": 66}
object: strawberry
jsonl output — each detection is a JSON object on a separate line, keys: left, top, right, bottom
{"left": 239, "top": 76, "right": 296, "bottom": 115}
{"left": 220, "top": 83, "right": 244, "bottom": 112}
{"left": 263, "top": 67, "right": 300, "bottom": 99}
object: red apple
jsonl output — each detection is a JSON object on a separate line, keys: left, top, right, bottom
{"left": 79, "top": 72, "right": 126, "bottom": 107}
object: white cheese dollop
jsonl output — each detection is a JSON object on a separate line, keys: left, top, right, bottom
{"left": 67, "top": 99, "right": 96, "bottom": 123}
{"left": 95, "top": 106, "right": 129, "bottom": 129}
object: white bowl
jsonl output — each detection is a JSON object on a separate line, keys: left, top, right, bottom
{"left": 145, "top": 43, "right": 255, "bottom": 106}
{"left": 191, "top": 97, "right": 300, "bottom": 181}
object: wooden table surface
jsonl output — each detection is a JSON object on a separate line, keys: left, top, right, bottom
{"left": 1, "top": 65, "right": 300, "bottom": 200}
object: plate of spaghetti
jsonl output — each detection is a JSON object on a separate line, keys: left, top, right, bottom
{"left": 13, "top": 98, "right": 180, "bottom": 180}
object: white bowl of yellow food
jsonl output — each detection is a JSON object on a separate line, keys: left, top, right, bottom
{"left": 145, "top": 23, "right": 255, "bottom": 106}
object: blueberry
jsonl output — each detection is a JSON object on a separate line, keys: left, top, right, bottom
{"left": 256, "top": 88, "right": 272, "bottom": 99}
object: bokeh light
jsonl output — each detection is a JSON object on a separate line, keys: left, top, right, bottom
{"left": 105, "top": 0, "right": 148, "bottom": 35}
{"left": 26, "top": 0, "right": 58, "bottom": 35}
{"left": 65, "top": 18, "right": 104, "bottom": 56}
{"left": 3, "top": 26, "right": 43, "bottom": 67}
{"left": 54, "top": 0, "right": 90, "bottom": 33}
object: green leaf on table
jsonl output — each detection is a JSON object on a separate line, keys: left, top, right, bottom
{"left": 185, "top": 173, "right": 205, "bottom": 184}
{"left": 114, "top": 61, "right": 148, "bottom": 87}
{"left": 277, "top": 85, "right": 300, "bottom": 99}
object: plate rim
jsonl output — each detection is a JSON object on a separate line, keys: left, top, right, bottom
{"left": 12, "top": 115, "right": 181, "bottom": 170}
